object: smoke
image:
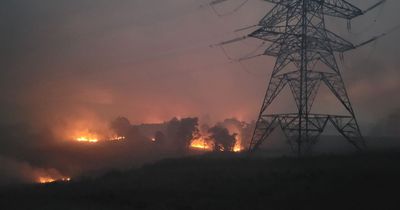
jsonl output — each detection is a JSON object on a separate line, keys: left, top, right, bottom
{"left": 169, "top": 117, "right": 199, "bottom": 152}
{"left": 0, "top": 115, "right": 258, "bottom": 185}
{"left": 5, "top": 111, "right": 398, "bottom": 186}
{"left": 0, "top": 156, "right": 65, "bottom": 185}
{"left": 0, "top": 0, "right": 398, "bottom": 135}
{"left": 0, "top": 0, "right": 399, "bottom": 185}
{"left": 370, "top": 109, "right": 400, "bottom": 137}
{"left": 218, "top": 118, "right": 255, "bottom": 146}
{"left": 208, "top": 125, "right": 237, "bottom": 151}
{"left": 0, "top": 116, "right": 204, "bottom": 185}
{"left": 110, "top": 116, "right": 132, "bottom": 136}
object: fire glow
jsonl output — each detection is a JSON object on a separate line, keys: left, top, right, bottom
{"left": 110, "top": 135, "right": 126, "bottom": 141}
{"left": 190, "top": 137, "right": 213, "bottom": 151}
{"left": 38, "top": 176, "right": 71, "bottom": 184}
{"left": 74, "top": 130, "right": 100, "bottom": 143}
{"left": 73, "top": 130, "right": 125, "bottom": 143}
{"left": 189, "top": 136, "right": 243, "bottom": 152}
{"left": 233, "top": 137, "right": 243, "bottom": 152}
{"left": 76, "top": 136, "right": 99, "bottom": 143}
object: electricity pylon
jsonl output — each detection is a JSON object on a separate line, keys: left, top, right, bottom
{"left": 213, "top": 0, "right": 386, "bottom": 155}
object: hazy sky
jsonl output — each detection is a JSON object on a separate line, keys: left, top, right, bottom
{"left": 1, "top": 0, "right": 399, "bottom": 129}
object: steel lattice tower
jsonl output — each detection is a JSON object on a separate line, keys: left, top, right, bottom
{"left": 241, "top": 0, "right": 381, "bottom": 155}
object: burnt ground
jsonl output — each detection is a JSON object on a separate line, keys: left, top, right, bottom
{"left": 1, "top": 151, "right": 400, "bottom": 210}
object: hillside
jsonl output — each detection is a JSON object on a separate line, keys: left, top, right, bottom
{"left": 1, "top": 152, "right": 400, "bottom": 210}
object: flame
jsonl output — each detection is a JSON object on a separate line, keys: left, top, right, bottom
{"left": 73, "top": 129, "right": 100, "bottom": 143}
{"left": 190, "top": 137, "right": 213, "bottom": 151}
{"left": 109, "top": 135, "right": 126, "bottom": 141}
{"left": 233, "top": 137, "right": 243, "bottom": 152}
{"left": 38, "top": 176, "right": 71, "bottom": 184}
{"left": 38, "top": 177, "right": 56, "bottom": 184}
{"left": 76, "top": 136, "right": 99, "bottom": 143}
{"left": 73, "top": 129, "right": 126, "bottom": 143}
{"left": 227, "top": 126, "right": 244, "bottom": 152}
{"left": 189, "top": 134, "right": 244, "bottom": 152}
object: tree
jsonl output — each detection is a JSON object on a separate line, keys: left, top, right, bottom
{"left": 208, "top": 125, "right": 236, "bottom": 152}
{"left": 110, "top": 117, "right": 131, "bottom": 136}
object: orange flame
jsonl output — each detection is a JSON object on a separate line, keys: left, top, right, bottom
{"left": 233, "top": 136, "right": 243, "bottom": 152}
{"left": 189, "top": 130, "right": 244, "bottom": 152}
{"left": 190, "top": 137, "right": 213, "bottom": 151}
{"left": 38, "top": 177, "right": 55, "bottom": 184}
{"left": 76, "top": 136, "right": 99, "bottom": 143}
{"left": 38, "top": 176, "right": 71, "bottom": 184}
{"left": 74, "top": 129, "right": 99, "bottom": 143}
{"left": 73, "top": 129, "right": 126, "bottom": 143}
{"left": 227, "top": 126, "right": 244, "bottom": 152}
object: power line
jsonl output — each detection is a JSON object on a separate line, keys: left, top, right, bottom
{"left": 216, "top": 0, "right": 387, "bottom": 155}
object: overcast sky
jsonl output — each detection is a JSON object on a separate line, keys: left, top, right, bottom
{"left": 0, "top": 0, "right": 399, "bottom": 130}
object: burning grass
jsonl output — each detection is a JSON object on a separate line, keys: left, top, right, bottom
{"left": 73, "top": 130, "right": 125, "bottom": 143}
{"left": 37, "top": 176, "right": 71, "bottom": 184}
{"left": 189, "top": 134, "right": 244, "bottom": 152}
{"left": 190, "top": 137, "right": 213, "bottom": 151}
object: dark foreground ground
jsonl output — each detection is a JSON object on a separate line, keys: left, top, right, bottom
{"left": 1, "top": 151, "right": 400, "bottom": 210}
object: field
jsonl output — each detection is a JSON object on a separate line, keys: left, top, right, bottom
{"left": 1, "top": 150, "right": 400, "bottom": 210}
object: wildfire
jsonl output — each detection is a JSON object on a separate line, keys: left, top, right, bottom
{"left": 109, "top": 135, "right": 126, "bottom": 141}
{"left": 73, "top": 129, "right": 100, "bottom": 143}
{"left": 233, "top": 138, "right": 243, "bottom": 152}
{"left": 190, "top": 137, "right": 213, "bottom": 151}
{"left": 190, "top": 134, "right": 244, "bottom": 152}
{"left": 76, "top": 136, "right": 99, "bottom": 143}
{"left": 38, "top": 176, "right": 71, "bottom": 184}
{"left": 38, "top": 177, "right": 55, "bottom": 184}
{"left": 229, "top": 127, "right": 244, "bottom": 153}
{"left": 73, "top": 129, "right": 126, "bottom": 143}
